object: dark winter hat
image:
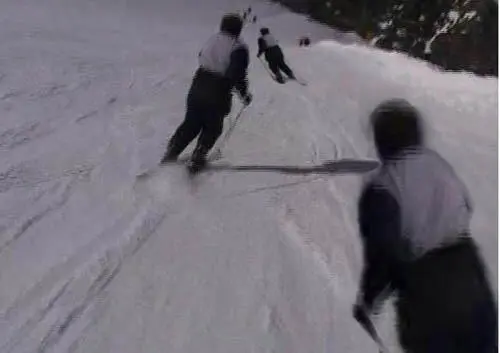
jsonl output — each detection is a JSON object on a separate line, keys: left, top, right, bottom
{"left": 220, "top": 14, "right": 243, "bottom": 37}
{"left": 260, "top": 27, "right": 270, "bottom": 36}
{"left": 370, "top": 98, "right": 423, "bottom": 159}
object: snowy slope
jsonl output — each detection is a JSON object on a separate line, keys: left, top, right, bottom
{"left": 0, "top": 0, "right": 496, "bottom": 352}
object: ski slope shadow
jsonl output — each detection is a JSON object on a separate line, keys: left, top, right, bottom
{"left": 205, "top": 159, "right": 379, "bottom": 175}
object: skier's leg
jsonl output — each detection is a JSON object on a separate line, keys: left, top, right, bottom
{"left": 192, "top": 113, "right": 224, "bottom": 159}
{"left": 161, "top": 105, "right": 202, "bottom": 163}
{"left": 279, "top": 58, "right": 295, "bottom": 79}
{"left": 268, "top": 59, "right": 284, "bottom": 83}
{"left": 273, "top": 48, "right": 295, "bottom": 80}
{"left": 397, "top": 239, "right": 498, "bottom": 353}
{"left": 191, "top": 110, "right": 225, "bottom": 166}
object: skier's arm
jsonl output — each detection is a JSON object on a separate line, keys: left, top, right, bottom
{"left": 226, "top": 45, "right": 250, "bottom": 98}
{"left": 357, "top": 184, "right": 407, "bottom": 311}
{"left": 257, "top": 37, "right": 266, "bottom": 58}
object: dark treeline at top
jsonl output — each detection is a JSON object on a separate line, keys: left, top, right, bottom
{"left": 272, "top": 0, "right": 498, "bottom": 76}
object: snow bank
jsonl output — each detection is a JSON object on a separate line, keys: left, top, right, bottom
{"left": 0, "top": 0, "right": 496, "bottom": 352}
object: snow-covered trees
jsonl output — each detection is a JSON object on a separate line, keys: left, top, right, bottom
{"left": 274, "top": 0, "right": 498, "bottom": 76}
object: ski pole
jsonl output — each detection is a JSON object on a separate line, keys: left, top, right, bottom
{"left": 210, "top": 104, "right": 247, "bottom": 159}
{"left": 221, "top": 104, "right": 246, "bottom": 146}
{"left": 355, "top": 308, "right": 388, "bottom": 353}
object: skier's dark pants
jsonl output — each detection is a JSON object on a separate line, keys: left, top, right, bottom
{"left": 265, "top": 47, "right": 294, "bottom": 80}
{"left": 396, "top": 237, "right": 497, "bottom": 353}
{"left": 167, "top": 101, "right": 225, "bottom": 159}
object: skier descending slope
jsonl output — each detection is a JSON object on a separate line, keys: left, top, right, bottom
{"left": 161, "top": 14, "right": 252, "bottom": 173}
{"left": 257, "top": 27, "right": 296, "bottom": 84}
{"left": 354, "top": 99, "right": 497, "bottom": 353}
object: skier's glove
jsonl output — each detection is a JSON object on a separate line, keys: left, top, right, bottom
{"left": 353, "top": 302, "right": 369, "bottom": 323}
{"left": 241, "top": 93, "right": 253, "bottom": 106}
{"left": 353, "top": 291, "right": 381, "bottom": 320}
{"left": 353, "top": 291, "right": 372, "bottom": 318}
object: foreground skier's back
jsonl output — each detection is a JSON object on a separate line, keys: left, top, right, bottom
{"left": 354, "top": 99, "right": 497, "bottom": 353}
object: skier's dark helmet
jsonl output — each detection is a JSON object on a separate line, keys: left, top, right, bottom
{"left": 220, "top": 14, "right": 244, "bottom": 37}
{"left": 370, "top": 98, "right": 423, "bottom": 159}
{"left": 260, "top": 27, "right": 270, "bottom": 36}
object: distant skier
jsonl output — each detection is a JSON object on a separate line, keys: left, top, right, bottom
{"left": 354, "top": 98, "right": 497, "bottom": 353}
{"left": 252, "top": 15, "right": 257, "bottom": 23}
{"left": 298, "top": 36, "right": 310, "bottom": 47}
{"left": 242, "top": 7, "right": 251, "bottom": 21}
{"left": 257, "top": 27, "right": 295, "bottom": 84}
{"left": 161, "top": 14, "right": 252, "bottom": 172}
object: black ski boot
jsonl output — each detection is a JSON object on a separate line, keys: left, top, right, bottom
{"left": 160, "top": 141, "right": 181, "bottom": 165}
{"left": 187, "top": 145, "right": 208, "bottom": 175}
{"left": 160, "top": 151, "right": 178, "bottom": 165}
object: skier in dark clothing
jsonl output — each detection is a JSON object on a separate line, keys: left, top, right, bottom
{"left": 243, "top": 7, "right": 252, "bottom": 19}
{"left": 257, "top": 27, "right": 295, "bottom": 84}
{"left": 354, "top": 98, "right": 497, "bottom": 353}
{"left": 161, "top": 14, "right": 252, "bottom": 172}
{"left": 299, "top": 36, "right": 310, "bottom": 47}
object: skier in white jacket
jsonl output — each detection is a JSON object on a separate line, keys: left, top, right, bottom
{"left": 355, "top": 98, "right": 497, "bottom": 353}
{"left": 257, "top": 27, "right": 295, "bottom": 83}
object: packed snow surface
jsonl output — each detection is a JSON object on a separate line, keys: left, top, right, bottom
{"left": 0, "top": 0, "right": 496, "bottom": 352}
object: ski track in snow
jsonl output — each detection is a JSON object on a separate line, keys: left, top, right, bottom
{"left": 0, "top": 177, "right": 74, "bottom": 254}
{"left": 0, "top": 0, "right": 496, "bottom": 352}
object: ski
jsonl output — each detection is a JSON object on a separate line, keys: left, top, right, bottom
{"left": 292, "top": 77, "right": 308, "bottom": 86}
{"left": 270, "top": 76, "right": 307, "bottom": 86}
{"left": 136, "top": 153, "right": 224, "bottom": 179}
